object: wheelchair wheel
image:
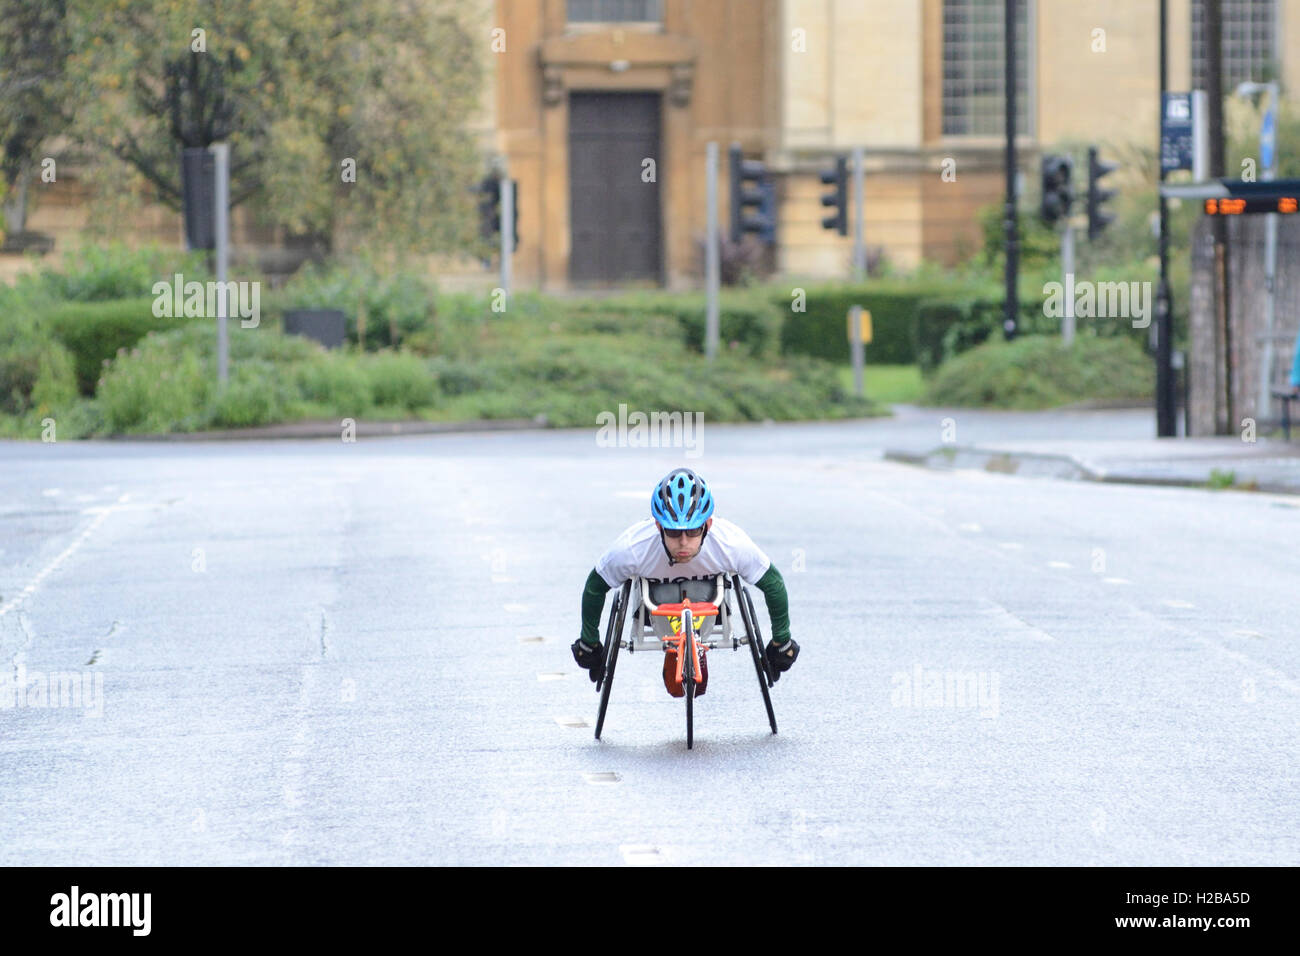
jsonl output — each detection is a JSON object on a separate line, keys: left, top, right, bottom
{"left": 736, "top": 576, "right": 778, "bottom": 735}
{"left": 594, "top": 580, "right": 631, "bottom": 740}
{"left": 683, "top": 629, "right": 695, "bottom": 750}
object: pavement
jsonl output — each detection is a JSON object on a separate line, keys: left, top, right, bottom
{"left": 881, "top": 406, "right": 1300, "bottom": 495}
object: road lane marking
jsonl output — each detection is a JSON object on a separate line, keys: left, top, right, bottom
{"left": 0, "top": 495, "right": 127, "bottom": 619}
{"left": 583, "top": 771, "right": 621, "bottom": 785}
{"left": 1102, "top": 577, "right": 1130, "bottom": 585}
{"left": 554, "top": 716, "right": 589, "bottom": 728}
{"left": 518, "top": 635, "right": 546, "bottom": 644}
{"left": 620, "top": 845, "right": 664, "bottom": 865}
{"left": 537, "top": 672, "right": 568, "bottom": 682}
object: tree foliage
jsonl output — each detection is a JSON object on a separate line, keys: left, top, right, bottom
{"left": 59, "top": 0, "right": 487, "bottom": 257}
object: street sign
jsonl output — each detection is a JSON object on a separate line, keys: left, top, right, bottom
{"left": 847, "top": 307, "right": 873, "bottom": 343}
{"left": 1161, "top": 92, "right": 1194, "bottom": 174}
{"left": 1260, "top": 106, "right": 1276, "bottom": 172}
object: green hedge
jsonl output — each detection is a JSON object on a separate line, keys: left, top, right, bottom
{"left": 778, "top": 281, "right": 981, "bottom": 365}
{"left": 43, "top": 298, "right": 194, "bottom": 395}
{"left": 924, "top": 334, "right": 1153, "bottom": 409}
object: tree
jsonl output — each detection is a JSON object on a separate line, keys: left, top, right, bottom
{"left": 60, "top": 0, "right": 487, "bottom": 259}
{"left": 0, "top": 0, "right": 74, "bottom": 238}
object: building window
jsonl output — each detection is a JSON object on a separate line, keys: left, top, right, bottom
{"left": 1192, "top": 0, "right": 1278, "bottom": 89}
{"left": 942, "top": 0, "right": 1032, "bottom": 137}
{"left": 567, "top": 0, "right": 662, "bottom": 22}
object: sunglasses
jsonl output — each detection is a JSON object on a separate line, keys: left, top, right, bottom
{"left": 662, "top": 527, "right": 705, "bottom": 539}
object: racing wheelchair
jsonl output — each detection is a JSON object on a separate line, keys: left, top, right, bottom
{"left": 593, "top": 574, "right": 778, "bottom": 749}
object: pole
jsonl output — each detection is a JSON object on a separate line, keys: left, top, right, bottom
{"left": 705, "top": 142, "right": 720, "bottom": 363}
{"left": 500, "top": 175, "right": 513, "bottom": 298}
{"left": 1206, "top": 0, "right": 1231, "bottom": 433}
{"left": 1002, "top": 0, "right": 1019, "bottom": 340}
{"left": 850, "top": 305, "right": 864, "bottom": 398}
{"left": 851, "top": 146, "right": 866, "bottom": 277}
{"left": 1257, "top": 82, "right": 1279, "bottom": 427}
{"left": 1156, "top": 0, "right": 1176, "bottom": 436}
{"left": 1061, "top": 221, "right": 1075, "bottom": 345}
{"left": 211, "top": 142, "right": 229, "bottom": 387}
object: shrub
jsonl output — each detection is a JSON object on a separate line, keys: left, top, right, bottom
{"left": 39, "top": 241, "right": 210, "bottom": 302}
{"left": 97, "top": 339, "right": 209, "bottom": 433}
{"left": 0, "top": 334, "right": 79, "bottom": 415}
{"left": 43, "top": 298, "right": 192, "bottom": 394}
{"left": 295, "top": 353, "right": 373, "bottom": 415}
{"left": 361, "top": 350, "right": 438, "bottom": 410}
{"left": 208, "top": 361, "right": 292, "bottom": 428}
{"left": 923, "top": 335, "right": 1153, "bottom": 409}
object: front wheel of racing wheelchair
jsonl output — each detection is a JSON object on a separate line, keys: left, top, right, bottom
{"left": 592, "top": 573, "right": 778, "bottom": 747}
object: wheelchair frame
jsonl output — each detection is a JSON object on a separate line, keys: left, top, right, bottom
{"left": 593, "top": 573, "right": 777, "bottom": 748}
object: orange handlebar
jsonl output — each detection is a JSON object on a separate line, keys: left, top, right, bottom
{"left": 651, "top": 602, "right": 718, "bottom": 617}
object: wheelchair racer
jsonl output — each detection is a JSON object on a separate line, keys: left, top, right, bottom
{"left": 571, "top": 467, "right": 798, "bottom": 693}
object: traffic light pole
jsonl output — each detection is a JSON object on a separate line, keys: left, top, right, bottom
{"left": 1155, "top": 0, "right": 1176, "bottom": 436}
{"left": 1002, "top": 0, "right": 1019, "bottom": 341}
{"left": 1060, "top": 221, "right": 1075, "bottom": 346}
{"left": 212, "top": 142, "right": 230, "bottom": 387}
{"left": 851, "top": 147, "right": 866, "bottom": 277}
{"left": 706, "top": 142, "right": 720, "bottom": 363}
{"left": 500, "top": 175, "right": 513, "bottom": 298}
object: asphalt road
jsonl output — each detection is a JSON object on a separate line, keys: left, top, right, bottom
{"left": 1, "top": 409, "right": 1296, "bottom": 865}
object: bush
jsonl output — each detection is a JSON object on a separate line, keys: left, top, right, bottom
{"left": 295, "top": 353, "right": 373, "bottom": 415}
{"left": 924, "top": 335, "right": 1153, "bottom": 409}
{"left": 0, "top": 334, "right": 79, "bottom": 415}
{"left": 361, "top": 350, "right": 438, "bottom": 410}
{"left": 775, "top": 281, "right": 1021, "bottom": 365}
{"left": 42, "top": 298, "right": 192, "bottom": 394}
{"left": 275, "top": 261, "right": 438, "bottom": 350}
{"left": 209, "top": 361, "right": 293, "bottom": 428}
{"left": 38, "top": 241, "right": 210, "bottom": 302}
{"left": 97, "top": 339, "right": 209, "bottom": 433}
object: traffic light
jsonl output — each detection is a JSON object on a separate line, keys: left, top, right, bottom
{"left": 476, "top": 175, "right": 500, "bottom": 243}
{"left": 1087, "top": 146, "right": 1118, "bottom": 240}
{"left": 819, "top": 155, "right": 848, "bottom": 235}
{"left": 473, "top": 176, "right": 519, "bottom": 252}
{"left": 729, "top": 144, "right": 774, "bottom": 244}
{"left": 1039, "top": 154, "right": 1073, "bottom": 225}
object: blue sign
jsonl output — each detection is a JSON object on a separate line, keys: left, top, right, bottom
{"left": 1261, "top": 107, "right": 1276, "bottom": 172}
{"left": 1161, "top": 92, "right": 1194, "bottom": 173}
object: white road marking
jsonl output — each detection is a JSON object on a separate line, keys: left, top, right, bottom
{"left": 537, "top": 672, "right": 568, "bottom": 682}
{"left": 1229, "top": 629, "right": 1264, "bottom": 639}
{"left": 0, "top": 495, "right": 128, "bottom": 619}
{"left": 517, "top": 635, "right": 546, "bottom": 644}
{"left": 554, "top": 716, "right": 589, "bottom": 728}
{"left": 503, "top": 603, "right": 530, "bottom": 613}
{"left": 1161, "top": 599, "right": 1196, "bottom": 609}
{"left": 583, "top": 771, "right": 621, "bottom": 785}
{"left": 1102, "top": 577, "right": 1131, "bottom": 585}
{"left": 620, "top": 844, "right": 664, "bottom": 865}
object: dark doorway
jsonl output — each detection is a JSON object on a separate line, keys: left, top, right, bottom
{"left": 568, "top": 92, "right": 663, "bottom": 285}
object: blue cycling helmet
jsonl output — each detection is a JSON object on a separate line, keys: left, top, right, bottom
{"left": 651, "top": 468, "right": 715, "bottom": 530}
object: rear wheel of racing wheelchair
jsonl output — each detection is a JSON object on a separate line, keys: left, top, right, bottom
{"left": 594, "top": 580, "right": 631, "bottom": 740}
{"left": 733, "top": 575, "right": 778, "bottom": 735}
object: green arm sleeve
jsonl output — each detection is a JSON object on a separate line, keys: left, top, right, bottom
{"left": 754, "top": 563, "right": 791, "bottom": 644}
{"left": 580, "top": 568, "right": 612, "bottom": 645}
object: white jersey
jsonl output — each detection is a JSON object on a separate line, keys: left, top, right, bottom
{"left": 595, "top": 516, "right": 771, "bottom": 589}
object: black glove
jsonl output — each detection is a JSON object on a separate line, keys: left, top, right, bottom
{"left": 765, "top": 637, "right": 799, "bottom": 681}
{"left": 571, "top": 638, "right": 605, "bottom": 683}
